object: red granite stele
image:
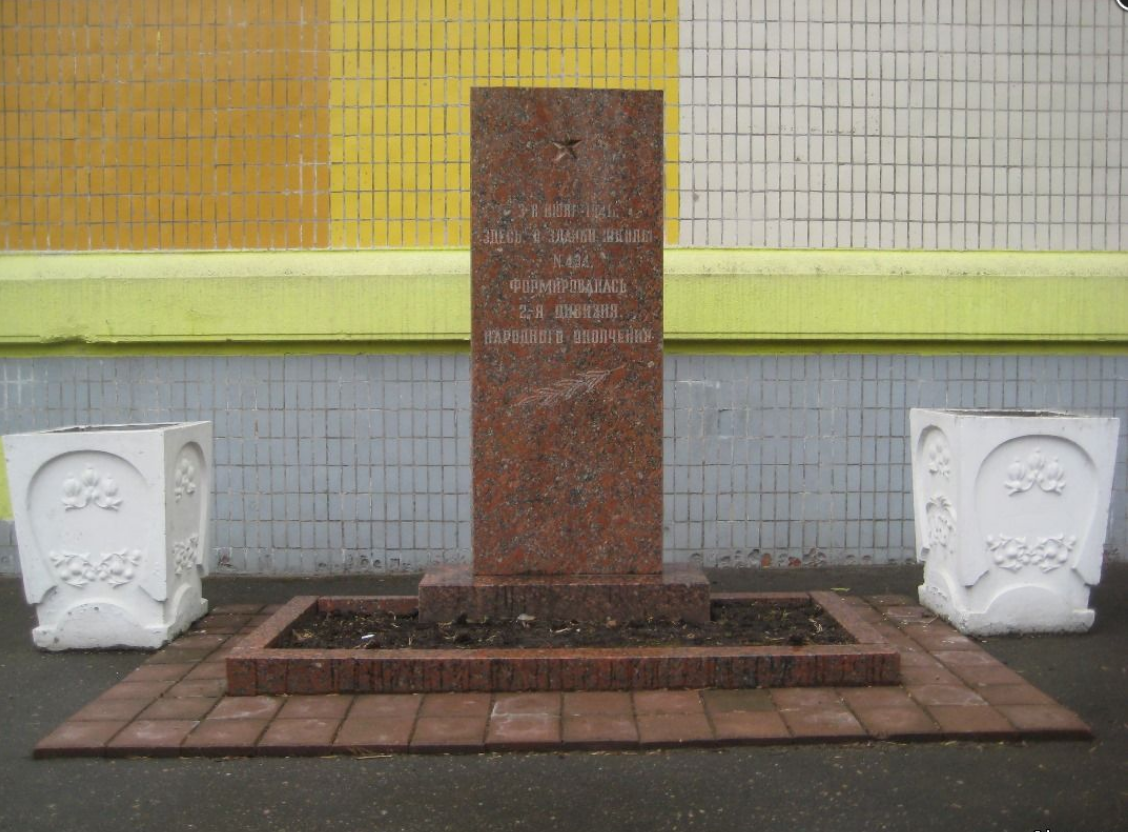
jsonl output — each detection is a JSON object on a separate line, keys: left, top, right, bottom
{"left": 225, "top": 88, "right": 901, "bottom": 695}
{"left": 225, "top": 591, "right": 899, "bottom": 695}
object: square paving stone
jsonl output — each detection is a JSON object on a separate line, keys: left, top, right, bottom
{"left": 562, "top": 692, "right": 633, "bottom": 716}
{"left": 209, "top": 696, "right": 284, "bottom": 721}
{"left": 850, "top": 705, "right": 942, "bottom": 740}
{"left": 106, "top": 720, "right": 199, "bottom": 757}
{"left": 771, "top": 688, "right": 843, "bottom": 709}
{"left": 257, "top": 718, "right": 342, "bottom": 755}
{"left": 139, "top": 696, "right": 218, "bottom": 721}
{"left": 976, "top": 684, "right": 1058, "bottom": 707}
{"left": 410, "top": 716, "right": 487, "bottom": 752}
{"left": 334, "top": 717, "right": 416, "bottom": 752}
{"left": 776, "top": 705, "right": 868, "bottom": 741}
{"left": 486, "top": 715, "right": 562, "bottom": 751}
{"left": 996, "top": 705, "right": 1092, "bottom": 739}
{"left": 72, "top": 698, "right": 153, "bottom": 722}
{"left": 633, "top": 690, "right": 705, "bottom": 715}
{"left": 907, "top": 684, "right": 988, "bottom": 707}
{"left": 181, "top": 719, "right": 270, "bottom": 755}
{"left": 636, "top": 713, "right": 715, "bottom": 747}
{"left": 418, "top": 694, "right": 492, "bottom": 719}
{"left": 838, "top": 687, "right": 918, "bottom": 710}
{"left": 350, "top": 695, "right": 423, "bottom": 720}
{"left": 702, "top": 689, "right": 775, "bottom": 713}
{"left": 561, "top": 714, "right": 639, "bottom": 749}
{"left": 948, "top": 663, "right": 1029, "bottom": 687}
{"left": 491, "top": 692, "right": 562, "bottom": 717}
{"left": 101, "top": 680, "right": 176, "bottom": 701}
{"left": 277, "top": 694, "right": 354, "bottom": 720}
{"left": 123, "top": 663, "right": 195, "bottom": 683}
{"left": 709, "top": 711, "right": 791, "bottom": 744}
{"left": 35, "top": 721, "right": 128, "bottom": 758}
{"left": 166, "top": 679, "right": 227, "bottom": 698}
{"left": 925, "top": 705, "right": 1020, "bottom": 740}
{"left": 184, "top": 662, "right": 229, "bottom": 681}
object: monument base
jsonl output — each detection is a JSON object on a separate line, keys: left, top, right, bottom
{"left": 416, "top": 563, "right": 710, "bottom": 625}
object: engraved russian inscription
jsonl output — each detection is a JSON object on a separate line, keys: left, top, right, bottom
{"left": 472, "top": 87, "right": 664, "bottom": 576}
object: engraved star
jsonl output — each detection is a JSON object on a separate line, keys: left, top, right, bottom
{"left": 550, "top": 137, "right": 582, "bottom": 161}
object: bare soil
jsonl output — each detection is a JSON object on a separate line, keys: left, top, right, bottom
{"left": 277, "top": 600, "right": 854, "bottom": 650}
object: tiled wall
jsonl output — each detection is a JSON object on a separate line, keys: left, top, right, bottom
{"left": 2, "top": 354, "right": 1125, "bottom": 576}
{"left": 677, "top": 0, "right": 1128, "bottom": 248}
{"left": 3, "top": 1, "right": 1125, "bottom": 250}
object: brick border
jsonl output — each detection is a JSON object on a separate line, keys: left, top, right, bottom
{"left": 33, "top": 596, "right": 1093, "bottom": 759}
{"left": 225, "top": 591, "right": 901, "bottom": 695}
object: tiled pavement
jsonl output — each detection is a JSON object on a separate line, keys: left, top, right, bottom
{"left": 33, "top": 595, "right": 1092, "bottom": 758}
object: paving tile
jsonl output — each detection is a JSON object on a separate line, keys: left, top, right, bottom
{"left": 633, "top": 689, "right": 705, "bottom": 714}
{"left": 183, "top": 662, "right": 229, "bottom": 681}
{"left": 173, "top": 634, "right": 230, "bottom": 651}
{"left": 101, "top": 680, "right": 176, "bottom": 701}
{"left": 925, "top": 705, "right": 1020, "bottom": 740}
{"left": 211, "top": 603, "right": 265, "bottom": 615}
{"left": 709, "top": 711, "right": 791, "bottom": 744}
{"left": 996, "top": 705, "right": 1092, "bottom": 739}
{"left": 838, "top": 687, "right": 918, "bottom": 710}
{"left": 181, "top": 719, "right": 269, "bottom": 756}
{"left": 770, "top": 688, "right": 842, "bottom": 709}
{"left": 139, "top": 696, "right": 218, "bottom": 721}
{"left": 561, "top": 714, "right": 639, "bottom": 749}
{"left": 947, "top": 663, "right": 1029, "bottom": 687}
{"left": 976, "top": 684, "right": 1058, "bottom": 707}
{"left": 335, "top": 717, "right": 416, "bottom": 752}
{"left": 257, "top": 718, "right": 342, "bottom": 755}
{"left": 562, "top": 691, "right": 633, "bottom": 716}
{"left": 907, "top": 684, "right": 989, "bottom": 707}
{"left": 147, "top": 648, "right": 215, "bottom": 665}
{"left": 166, "top": 679, "right": 227, "bottom": 698}
{"left": 486, "top": 715, "right": 562, "bottom": 751}
{"left": 850, "top": 705, "right": 942, "bottom": 740}
{"left": 636, "top": 713, "right": 715, "bottom": 747}
{"left": 930, "top": 649, "right": 1001, "bottom": 667}
{"left": 191, "top": 615, "right": 250, "bottom": 634}
{"left": 701, "top": 689, "right": 775, "bottom": 713}
{"left": 350, "top": 694, "right": 423, "bottom": 720}
{"left": 418, "top": 694, "right": 492, "bottom": 719}
{"left": 277, "top": 694, "right": 354, "bottom": 720}
{"left": 72, "top": 697, "right": 153, "bottom": 722}
{"left": 34, "top": 721, "right": 128, "bottom": 758}
{"left": 106, "top": 720, "right": 198, "bottom": 757}
{"left": 123, "top": 663, "right": 195, "bottom": 683}
{"left": 867, "top": 594, "right": 914, "bottom": 607}
{"left": 776, "top": 705, "right": 868, "bottom": 741}
{"left": 209, "top": 696, "right": 284, "bottom": 721}
{"left": 410, "top": 716, "right": 487, "bottom": 752}
{"left": 883, "top": 606, "right": 934, "bottom": 623}
{"left": 898, "top": 665, "right": 965, "bottom": 686}
{"left": 491, "top": 692, "right": 562, "bottom": 717}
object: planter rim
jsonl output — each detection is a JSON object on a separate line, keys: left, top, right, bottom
{"left": 4, "top": 421, "right": 210, "bottom": 438}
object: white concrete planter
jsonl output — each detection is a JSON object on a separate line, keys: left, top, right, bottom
{"left": 3, "top": 422, "right": 211, "bottom": 650}
{"left": 910, "top": 409, "right": 1119, "bottom": 636}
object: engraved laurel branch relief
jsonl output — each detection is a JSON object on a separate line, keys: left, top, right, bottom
{"left": 516, "top": 365, "right": 625, "bottom": 408}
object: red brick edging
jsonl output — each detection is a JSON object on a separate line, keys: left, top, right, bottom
{"left": 33, "top": 595, "right": 1092, "bottom": 758}
{"left": 225, "top": 591, "right": 900, "bottom": 695}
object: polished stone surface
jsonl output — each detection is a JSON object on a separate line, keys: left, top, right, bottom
{"left": 470, "top": 87, "right": 664, "bottom": 576}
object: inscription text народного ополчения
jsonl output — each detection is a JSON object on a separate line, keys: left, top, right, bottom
{"left": 481, "top": 199, "right": 654, "bottom": 350}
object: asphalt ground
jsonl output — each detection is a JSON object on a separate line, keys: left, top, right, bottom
{"left": 1, "top": 564, "right": 1125, "bottom": 832}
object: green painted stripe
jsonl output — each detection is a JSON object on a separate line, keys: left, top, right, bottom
{"left": 0, "top": 250, "right": 1125, "bottom": 352}
{"left": 0, "top": 455, "right": 9, "bottom": 520}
